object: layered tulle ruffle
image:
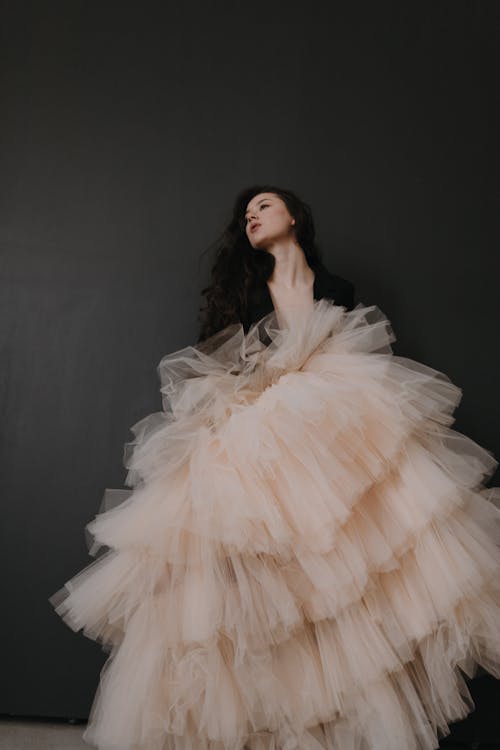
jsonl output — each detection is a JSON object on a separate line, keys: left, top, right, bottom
{"left": 49, "top": 300, "right": 500, "bottom": 750}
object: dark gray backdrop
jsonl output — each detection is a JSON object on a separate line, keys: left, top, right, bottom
{"left": 1, "top": 1, "right": 499, "bottom": 745}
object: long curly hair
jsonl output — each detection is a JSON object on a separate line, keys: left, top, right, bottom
{"left": 196, "top": 184, "right": 324, "bottom": 343}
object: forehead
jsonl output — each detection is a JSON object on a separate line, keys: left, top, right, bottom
{"left": 245, "top": 192, "right": 278, "bottom": 212}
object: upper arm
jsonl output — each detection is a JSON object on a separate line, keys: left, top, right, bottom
{"left": 330, "top": 275, "right": 355, "bottom": 311}
{"left": 343, "top": 279, "right": 355, "bottom": 310}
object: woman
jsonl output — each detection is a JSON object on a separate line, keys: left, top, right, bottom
{"left": 50, "top": 185, "right": 500, "bottom": 750}
{"left": 196, "top": 186, "right": 355, "bottom": 345}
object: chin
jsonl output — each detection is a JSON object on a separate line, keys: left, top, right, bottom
{"left": 249, "top": 236, "right": 266, "bottom": 250}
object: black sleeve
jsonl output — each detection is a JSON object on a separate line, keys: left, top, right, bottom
{"left": 342, "top": 279, "right": 355, "bottom": 311}
{"left": 330, "top": 276, "right": 355, "bottom": 311}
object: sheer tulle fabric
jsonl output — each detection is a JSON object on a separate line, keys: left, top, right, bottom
{"left": 49, "top": 299, "right": 500, "bottom": 750}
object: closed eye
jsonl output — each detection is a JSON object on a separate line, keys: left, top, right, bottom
{"left": 246, "top": 204, "right": 269, "bottom": 223}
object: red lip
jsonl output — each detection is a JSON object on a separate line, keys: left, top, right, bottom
{"left": 250, "top": 223, "right": 261, "bottom": 233}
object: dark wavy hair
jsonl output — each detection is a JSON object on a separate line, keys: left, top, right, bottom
{"left": 196, "top": 184, "right": 324, "bottom": 343}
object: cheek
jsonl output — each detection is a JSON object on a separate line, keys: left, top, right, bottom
{"left": 269, "top": 207, "right": 286, "bottom": 224}
{"left": 273, "top": 208, "right": 291, "bottom": 230}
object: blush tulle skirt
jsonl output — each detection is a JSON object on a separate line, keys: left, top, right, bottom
{"left": 49, "top": 299, "right": 500, "bottom": 750}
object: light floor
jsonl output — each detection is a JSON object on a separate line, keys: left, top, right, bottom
{"left": 0, "top": 719, "right": 485, "bottom": 749}
{"left": 0, "top": 719, "right": 88, "bottom": 750}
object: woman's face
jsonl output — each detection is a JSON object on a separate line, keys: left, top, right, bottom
{"left": 244, "top": 192, "right": 296, "bottom": 249}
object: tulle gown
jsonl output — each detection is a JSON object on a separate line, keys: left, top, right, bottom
{"left": 49, "top": 296, "right": 500, "bottom": 750}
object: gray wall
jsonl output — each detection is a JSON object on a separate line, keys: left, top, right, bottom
{"left": 1, "top": 1, "right": 498, "bottom": 743}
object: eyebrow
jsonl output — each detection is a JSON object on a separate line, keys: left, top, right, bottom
{"left": 244, "top": 197, "right": 272, "bottom": 218}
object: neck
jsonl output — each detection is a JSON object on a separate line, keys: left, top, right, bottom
{"left": 266, "top": 239, "right": 311, "bottom": 288}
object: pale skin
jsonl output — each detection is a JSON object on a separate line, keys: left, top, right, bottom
{"left": 244, "top": 192, "right": 315, "bottom": 327}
